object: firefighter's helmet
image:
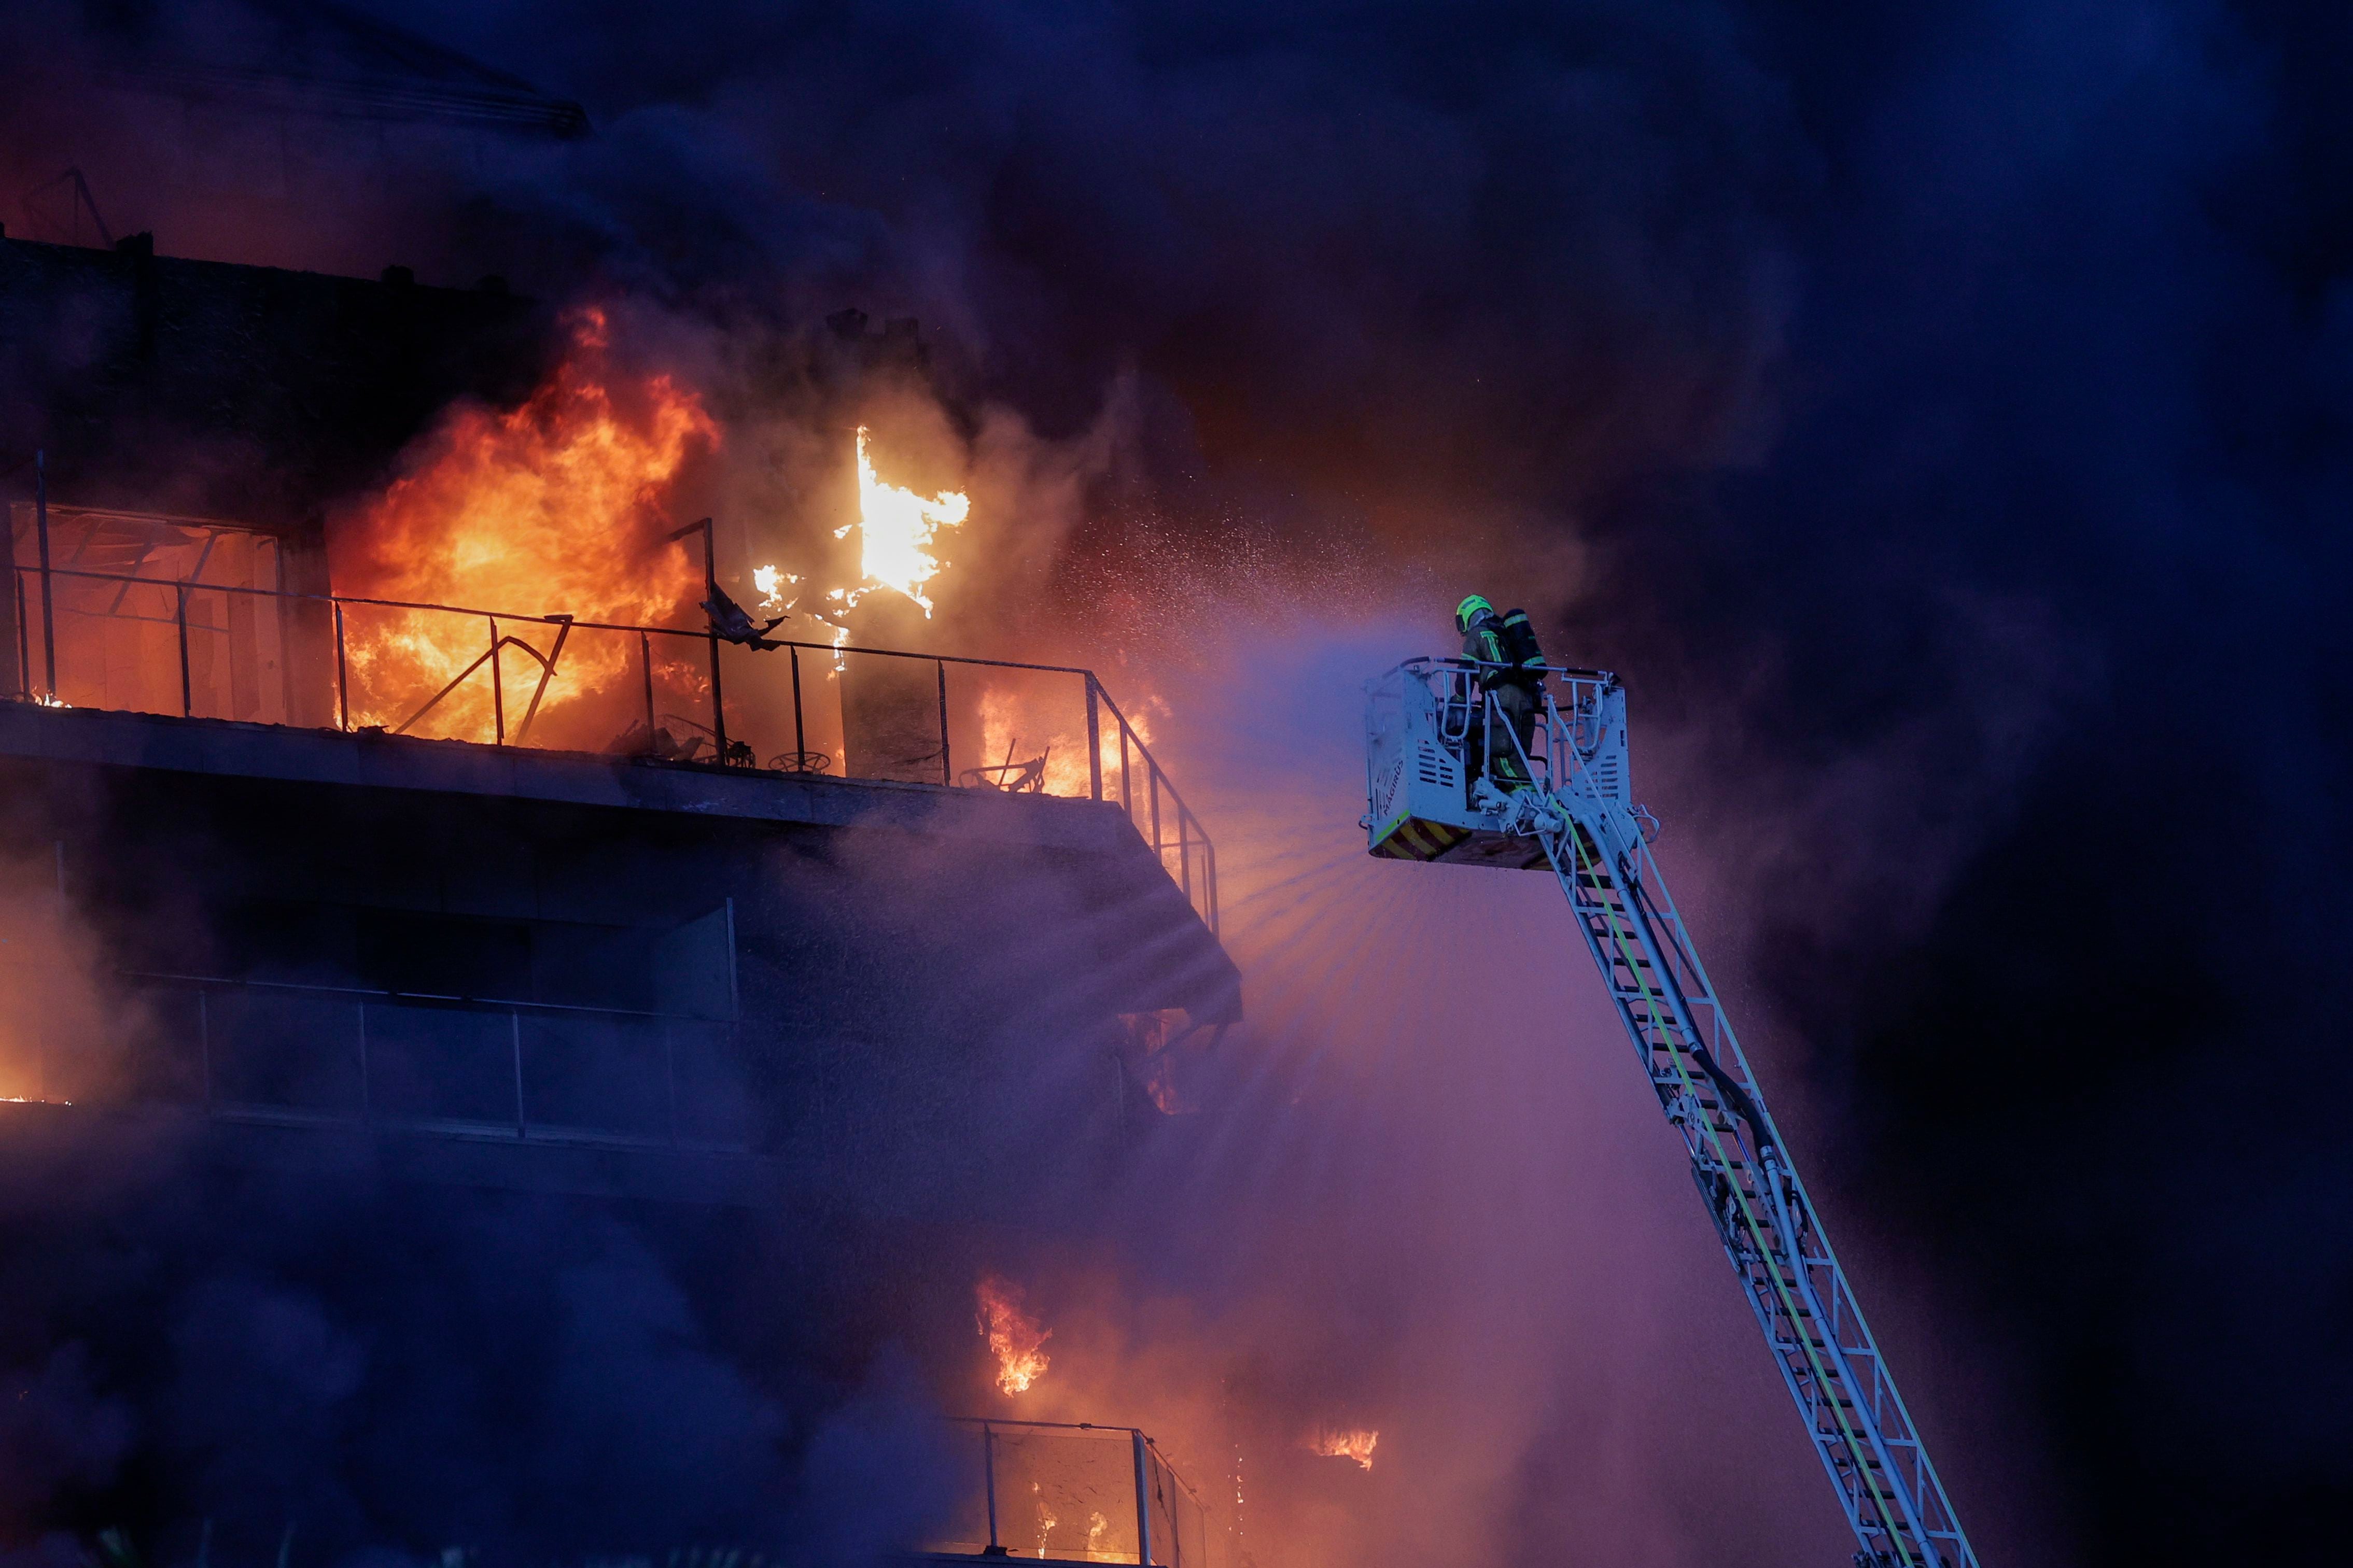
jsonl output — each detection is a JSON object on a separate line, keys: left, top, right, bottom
{"left": 1454, "top": 594, "right": 1493, "bottom": 633}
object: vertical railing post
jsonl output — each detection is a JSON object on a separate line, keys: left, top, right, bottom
{"left": 1119, "top": 719, "right": 1132, "bottom": 817}
{"left": 1085, "top": 676, "right": 1103, "bottom": 801}
{"left": 639, "top": 631, "right": 655, "bottom": 743}
{"left": 1484, "top": 687, "right": 1496, "bottom": 780}
{"left": 488, "top": 617, "right": 506, "bottom": 744}
{"left": 1132, "top": 1431, "right": 1154, "bottom": 1568}
{"left": 1148, "top": 765, "right": 1163, "bottom": 865}
{"left": 937, "top": 659, "right": 952, "bottom": 786}
{"left": 982, "top": 1424, "right": 999, "bottom": 1552}
{"left": 510, "top": 1009, "right": 526, "bottom": 1139}
{"left": 1177, "top": 808, "right": 1192, "bottom": 903}
{"left": 1205, "top": 841, "right": 1219, "bottom": 935}
{"left": 35, "top": 449, "right": 55, "bottom": 700}
{"left": 13, "top": 575, "right": 29, "bottom": 700}
{"left": 176, "top": 583, "right": 192, "bottom": 716}
{"left": 709, "top": 628, "right": 729, "bottom": 761}
{"left": 664, "top": 516, "right": 727, "bottom": 761}
{"left": 790, "top": 644, "right": 806, "bottom": 765}
{"left": 1, "top": 489, "right": 18, "bottom": 701}
{"left": 333, "top": 600, "right": 350, "bottom": 730}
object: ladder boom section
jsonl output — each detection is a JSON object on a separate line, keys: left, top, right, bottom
{"left": 1362, "top": 660, "right": 1979, "bottom": 1568}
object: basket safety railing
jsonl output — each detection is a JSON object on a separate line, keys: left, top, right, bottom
{"left": 1375, "top": 656, "right": 1621, "bottom": 798}
{"left": 2, "top": 534, "right": 1215, "bottom": 934}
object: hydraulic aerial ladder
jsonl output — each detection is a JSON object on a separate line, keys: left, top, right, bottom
{"left": 1362, "top": 658, "right": 1979, "bottom": 1568}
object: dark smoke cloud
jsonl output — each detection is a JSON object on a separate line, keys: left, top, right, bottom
{"left": 0, "top": 1139, "right": 972, "bottom": 1566}
{"left": 6, "top": 0, "right": 2353, "bottom": 1563}
{"left": 391, "top": 1, "right": 1810, "bottom": 503}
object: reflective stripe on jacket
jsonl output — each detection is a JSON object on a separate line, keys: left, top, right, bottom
{"left": 1461, "top": 611, "right": 1512, "bottom": 690}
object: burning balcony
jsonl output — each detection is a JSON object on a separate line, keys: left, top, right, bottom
{"left": 4, "top": 502, "right": 329, "bottom": 727}
{"left": 0, "top": 503, "right": 1236, "bottom": 1204}
{"left": 914, "top": 1420, "right": 1217, "bottom": 1568}
{"left": 1, "top": 499, "right": 1215, "bottom": 933}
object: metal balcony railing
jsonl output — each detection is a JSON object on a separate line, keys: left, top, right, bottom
{"left": 0, "top": 967, "right": 758, "bottom": 1153}
{"left": 922, "top": 1419, "right": 1215, "bottom": 1568}
{"left": 2, "top": 506, "right": 1215, "bottom": 933}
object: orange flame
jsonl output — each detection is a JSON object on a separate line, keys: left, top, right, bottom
{"left": 976, "top": 1274, "right": 1052, "bottom": 1395}
{"left": 1031, "top": 1481, "right": 1058, "bottom": 1557}
{"left": 1308, "top": 1428, "right": 1378, "bottom": 1469}
{"left": 975, "top": 686, "right": 1155, "bottom": 800}
{"left": 845, "top": 426, "right": 967, "bottom": 616}
{"left": 334, "top": 309, "right": 717, "bottom": 743}
{"left": 761, "top": 427, "right": 969, "bottom": 668}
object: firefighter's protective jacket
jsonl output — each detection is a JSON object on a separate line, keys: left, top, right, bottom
{"left": 1461, "top": 608, "right": 1512, "bottom": 687}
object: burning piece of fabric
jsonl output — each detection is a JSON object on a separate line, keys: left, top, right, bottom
{"left": 975, "top": 1274, "right": 1052, "bottom": 1394}
{"left": 1308, "top": 1428, "right": 1379, "bottom": 1470}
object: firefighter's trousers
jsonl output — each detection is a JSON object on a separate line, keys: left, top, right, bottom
{"left": 1470, "top": 683, "right": 1538, "bottom": 788}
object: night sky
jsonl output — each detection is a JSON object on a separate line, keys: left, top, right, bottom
{"left": 7, "top": 3, "right": 2353, "bottom": 1564}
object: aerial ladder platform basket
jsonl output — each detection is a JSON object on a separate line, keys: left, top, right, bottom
{"left": 1363, "top": 657, "right": 1981, "bottom": 1568}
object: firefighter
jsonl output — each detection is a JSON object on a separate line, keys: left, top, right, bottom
{"left": 1454, "top": 595, "right": 1545, "bottom": 789}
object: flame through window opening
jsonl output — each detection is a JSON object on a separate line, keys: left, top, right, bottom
{"left": 757, "top": 426, "right": 969, "bottom": 670}
{"left": 976, "top": 1274, "right": 1052, "bottom": 1395}
{"left": 1308, "top": 1428, "right": 1378, "bottom": 1470}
